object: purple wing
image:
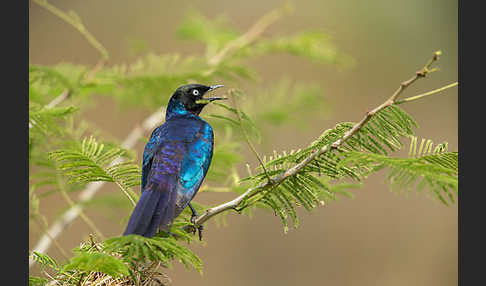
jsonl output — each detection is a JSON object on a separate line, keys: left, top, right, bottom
{"left": 124, "top": 138, "right": 185, "bottom": 237}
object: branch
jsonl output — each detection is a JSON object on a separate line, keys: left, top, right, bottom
{"left": 193, "top": 50, "right": 444, "bottom": 227}
{"left": 32, "top": 0, "right": 109, "bottom": 61}
{"left": 204, "top": 3, "right": 292, "bottom": 74}
{"left": 55, "top": 168, "right": 106, "bottom": 240}
{"left": 395, "top": 81, "right": 458, "bottom": 105}
{"left": 230, "top": 91, "right": 272, "bottom": 182}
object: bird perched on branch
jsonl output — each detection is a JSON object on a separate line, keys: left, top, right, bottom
{"left": 123, "top": 84, "right": 225, "bottom": 240}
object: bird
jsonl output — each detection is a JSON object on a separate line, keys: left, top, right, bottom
{"left": 123, "top": 83, "right": 226, "bottom": 240}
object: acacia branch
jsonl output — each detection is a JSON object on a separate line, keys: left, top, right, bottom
{"left": 193, "top": 50, "right": 444, "bottom": 227}
{"left": 230, "top": 91, "right": 272, "bottom": 182}
{"left": 396, "top": 81, "right": 458, "bottom": 104}
{"left": 204, "top": 3, "right": 292, "bottom": 72}
{"left": 55, "top": 168, "right": 106, "bottom": 240}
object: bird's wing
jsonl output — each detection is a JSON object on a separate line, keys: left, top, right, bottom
{"left": 124, "top": 135, "right": 186, "bottom": 237}
{"left": 141, "top": 126, "right": 163, "bottom": 191}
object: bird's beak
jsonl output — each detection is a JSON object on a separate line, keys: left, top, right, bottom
{"left": 208, "top": 84, "right": 224, "bottom": 92}
{"left": 200, "top": 85, "right": 227, "bottom": 102}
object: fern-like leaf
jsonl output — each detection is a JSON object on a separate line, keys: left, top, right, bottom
{"left": 104, "top": 234, "right": 203, "bottom": 273}
{"left": 48, "top": 136, "right": 141, "bottom": 204}
{"left": 29, "top": 103, "right": 78, "bottom": 135}
{"left": 63, "top": 252, "right": 130, "bottom": 278}
{"left": 341, "top": 149, "right": 458, "bottom": 205}
{"left": 29, "top": 251, "right": 60, "bottom": 272}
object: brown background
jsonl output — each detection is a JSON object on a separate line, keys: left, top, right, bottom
{"left": 29, "top": 0, "right": 458, "bottom": 285}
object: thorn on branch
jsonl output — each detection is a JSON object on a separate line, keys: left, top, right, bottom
{"left": 416, "top": 70, "right": 427, "bottom": 77}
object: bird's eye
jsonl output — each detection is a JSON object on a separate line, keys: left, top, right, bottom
{"left": 192, "top": 89, "right": 200, "bottom": 96}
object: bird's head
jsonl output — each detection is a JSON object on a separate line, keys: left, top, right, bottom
{"left": 166, "top": 84, "right": 226, "bottom": 119}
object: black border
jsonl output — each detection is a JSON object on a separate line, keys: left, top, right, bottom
{"left": 6, "top": 0, "right": 29, "bottom": 284}
{"left": 459, "top": 1, "right": 482, "bottom": 285}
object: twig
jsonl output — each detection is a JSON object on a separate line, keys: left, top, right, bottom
{"left": 395, "top": 81, "right": 458, "bottom": 105}
{"left": 204, "top": 3, "right": 292, "bottom": 74}
{"left": 33, "top": 218, "right": 70, "bottom": 261}
{"left": 55, "top": 169, "right": 106, "bottom": 240}
{"left": 230, "top": 90, "right": 272, "bottom": 182}
{"left": 28, "top": 60, "right": 105, "bottom": 130}
{"left": 32, "top": 0, "right": 109, "bottom": 60}
{"left": 45, "top": 89, "right": 71, "bottom": 109}
{"left": 193, "top": 50, "right": 444, "bottom": 227}
{"left": 28, "top": 90, "right": 71, "bottom": 129}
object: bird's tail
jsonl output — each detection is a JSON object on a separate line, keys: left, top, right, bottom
{"left": 123, "top": 189, "right": 176, "bottom": 237}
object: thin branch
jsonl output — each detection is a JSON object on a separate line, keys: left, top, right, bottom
{"left": 230, "top": 90, "right": 272, "bottom": 182}
{"left": 28, "top": 90, "right": 71, "bottom": 129}
{"left": 28, "top": 60, "right": 105, "bottom": 130}
{"left": 32, "top": 0, "right": 109, "bottom": 61}
{"left": 204, "top": 3, "right": 292, "bottom": 74}
{"left": 193, "top": 50, "right": 444, "bottom": 227}
{"left": 28, "top": 60, "right": 104, "bottom": 130}
{"left": 45, "top": 89, "right": 70, "bottom": 109}
{"left": 55, "top": 169, "right": 106, "bottom": 240}
{"left": 395, "top": 81, "right": 458, "bottom": 105}
{"left": 33, "top": 218, "right": 70, "bottom": 262}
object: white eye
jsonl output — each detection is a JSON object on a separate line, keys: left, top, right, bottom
{"left": 192, "top": 89, "right": 200, "bottom": 96}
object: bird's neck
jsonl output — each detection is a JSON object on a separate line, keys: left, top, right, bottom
{"left": 166, "top": 99, "right": 200, "bottom": 120}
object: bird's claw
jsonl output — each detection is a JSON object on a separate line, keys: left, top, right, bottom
{"left": 190, "top": 215, "right": 203, "bottom": 241}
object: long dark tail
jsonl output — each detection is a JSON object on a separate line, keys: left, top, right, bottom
{"left": 123, "top": 189, "right": 176, "bottom": 237}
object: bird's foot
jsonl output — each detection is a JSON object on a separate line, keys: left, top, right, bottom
{"left": 190, "top": 215, "right": 204, "bottom": 241}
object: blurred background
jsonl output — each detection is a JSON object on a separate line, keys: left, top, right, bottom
{"left": 29, "top": 0, "right": 457, "bottom": 285}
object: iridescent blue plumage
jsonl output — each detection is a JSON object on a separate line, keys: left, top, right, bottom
{"left": 124, "top": 84, "right": 224, "bottom": 238}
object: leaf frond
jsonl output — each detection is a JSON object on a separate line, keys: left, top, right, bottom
{"left": 48, "top": 136, "right": 141, "bottom": 204}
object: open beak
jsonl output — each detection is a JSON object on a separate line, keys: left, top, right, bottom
{"left": 204, "top": 85, "right": 227, "bottom": 102}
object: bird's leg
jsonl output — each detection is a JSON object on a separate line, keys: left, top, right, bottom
{"left": 188, "top": 203, "right": 203, "bottom": 241}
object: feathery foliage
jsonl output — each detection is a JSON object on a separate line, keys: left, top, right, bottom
{"left": 30, "top": 251, "right": 60, "bottom": 273}
{"left": 104, "top": 234, "right": 202, "bottom": 273}
{"left": 29, "top": 104, "right": 79, "bottom": 136}
{"left": 341, "top": 136, "right": 458, "bottom": 205}
{"left": 232, "top": 104, "right": 454, "bottom": 230}
{"left": 63, "top": 252, "right": 130, "bottom": 278}
{"left": 48, "top": 136, "right": 141, "bottom": 205}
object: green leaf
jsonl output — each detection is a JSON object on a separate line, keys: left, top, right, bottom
{"left": 48, "top": 136, "right": 141, "bottom": 204}
{"left": 341, "top": 151, "right": 458, "bottom": 205}
{"left": 104, "top": 235, "right": 203, "bottom": 273}
{"left": 29, "top": 251, "right": 59, "bottom": 272}
{"left": 29, "top": 276, "right": 48, "bottom": 286}
{"left": 63, "top": 252, "right": 130, "bottom": 278}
